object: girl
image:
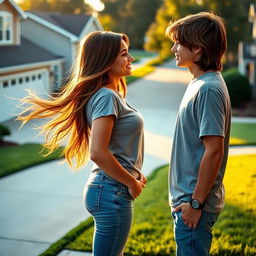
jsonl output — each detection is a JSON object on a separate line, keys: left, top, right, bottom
{"left": 18, "top": 31, "right": 146, "bottom": 256}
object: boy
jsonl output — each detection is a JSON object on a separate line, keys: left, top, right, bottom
{"left": 166, "top": 12, "right": 231, "bottom": 256}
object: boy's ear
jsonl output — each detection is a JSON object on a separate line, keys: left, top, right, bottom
{"left": 192, "top": 47, "right": 202, "bottom": 55}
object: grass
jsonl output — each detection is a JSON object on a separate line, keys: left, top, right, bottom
{"left": 40, "top": 155, "right": 256, "bottom": 256}
{"left": 230, "top": 122, "right": 256, "bottom": 145}
{"left": 126, "top": 65, "right": 155, "bottom": 84}
{"left": 0, "top": 143, "right": 63, "bottom": 178}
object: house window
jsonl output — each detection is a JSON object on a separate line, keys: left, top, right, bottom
{"left": 11, "top": 79, "right": 16, "bottom": 86}
{"left": 0, "top": 11, "right": 13, "bottom": 45}
{"left": 3, "top": 81, "right": 8, "bottom": 88}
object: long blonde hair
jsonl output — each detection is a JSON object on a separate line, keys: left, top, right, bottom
{"left": 18, "top": 31, "right": 129, "bottom": 168}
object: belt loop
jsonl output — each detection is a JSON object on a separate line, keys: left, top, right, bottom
{"left": 117, "top": 184, "right": 122, "bottom": 194}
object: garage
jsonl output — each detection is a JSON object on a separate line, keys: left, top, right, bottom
{"left": 0, "top": 68, "right": 49, "bottom": 122}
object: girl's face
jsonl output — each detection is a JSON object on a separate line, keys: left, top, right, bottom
{"left": 108, "top": 39, "right": 134, "bottom": 79}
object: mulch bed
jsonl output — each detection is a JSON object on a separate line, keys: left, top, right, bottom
{"left": 0, "top": 141, "right": 18, "bottom": 147}
{"left": 232, "top": 99, "right": 256, "bottom": 117}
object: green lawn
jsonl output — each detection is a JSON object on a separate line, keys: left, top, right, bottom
{"left": 126, "top": 64, "right": 155, "bottom": 84}
{"left": 230, "top": 122, "right": 256, "bottom": 145}
{"left": 0, "top": 143, "right": 63, "bottom": 178}
{"left": 40, "top": 155, "right": 256, "bottom": 256}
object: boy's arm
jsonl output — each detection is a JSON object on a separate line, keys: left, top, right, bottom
{"left": 192, "top": 135, "right": 224, "bottom": 203}
{"left": 174, "top": 135, "right": 224, "bottom": 228}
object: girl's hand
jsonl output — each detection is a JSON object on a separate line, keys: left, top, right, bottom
{"left": 128, "top": 179, "right": 145, "bottom": 200}
{"left": 139, "top": 173, "right": 147, "bottom": 185}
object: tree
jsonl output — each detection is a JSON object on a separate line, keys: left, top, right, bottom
{"left": 17, "top": 0, "right": 92, "bottom": 14}
{"left": 100, "top": 0, "right": 162, "bottom": 49}
{"left": 121, "top": 0, "right": 162, "bottom": 48}
{"left": 145, "top": 0, "right": 202, "bottom": 58}
{"left": 100, "top": 0, "right": 127, "bottom": 32}
{"left": 201, "top": 0, "right": 250, "bottom": 65}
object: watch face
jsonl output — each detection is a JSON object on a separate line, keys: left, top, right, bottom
{"left": 191, "top": 200, "right": 200, "bottom": 209}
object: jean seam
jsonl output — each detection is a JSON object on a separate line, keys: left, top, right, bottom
{"left": 110, "top": 195, "right": 121, "bottom": 256}
{"left": 85, "top": 184, "right": 103, "bottom": 214}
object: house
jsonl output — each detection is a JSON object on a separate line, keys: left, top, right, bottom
{"left": 22, "top": 11, "right": 103, "bottom": 75}
{"left": 0, "top": 0, "right": 103, "bottom": 123}
{"left": 238, "top": 3, "right": 256, "bottom": 98}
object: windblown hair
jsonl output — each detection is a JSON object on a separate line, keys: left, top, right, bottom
{"left": 18, "top": 31, "right": 129, "bottom": 169}
{"left": 166, "top": 12, "right": 227, "bottom": 71}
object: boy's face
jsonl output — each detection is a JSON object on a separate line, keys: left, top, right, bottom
{"left": 171, "top": 41, "right": 200, "bottom": 69}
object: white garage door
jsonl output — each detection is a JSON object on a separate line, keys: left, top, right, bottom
{"left": 0, "top": 69, "right": 49, "bottom": 122}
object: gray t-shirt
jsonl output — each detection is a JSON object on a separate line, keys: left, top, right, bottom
{"left": 169, "top": 72, "right": 231, "bottom": 213}
{"left": 86, "top": 87, "right": 144, "bottom": 177}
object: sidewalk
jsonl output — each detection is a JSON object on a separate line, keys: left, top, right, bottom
{"left": 1, "top": 59, "right": 256, "bottom": 256}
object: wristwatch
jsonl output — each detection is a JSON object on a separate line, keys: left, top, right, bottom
{"left": 190, "top": 199, "right": 203, "bottom": 210}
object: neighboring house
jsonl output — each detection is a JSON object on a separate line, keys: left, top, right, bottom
{"left": 0, "top": 0, "right": 103, "bottom": 123}
{"left": 22, "top": 11, "right": 103, "bottom": 76}
{"left": 238, "top": 3, "right": 256, "bottom": 98}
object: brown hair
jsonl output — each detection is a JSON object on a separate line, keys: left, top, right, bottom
{"left": 18, "top": 31, "right": 129, "bottom": 168}
{"left": 166, "top": 12, "right": 227, "bottom": 71}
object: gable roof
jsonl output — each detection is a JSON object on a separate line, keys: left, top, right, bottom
{"left": 0, "top": 36, "right": 63, "bottom": 69}
{"left": 29, "top": 11, "right": 91, "bottom": 36}
{"left": 27, "top": 11, "right": 102, "bottom": 42}
{"left": 0, "top": 0, "right": 27, "bottom": 18}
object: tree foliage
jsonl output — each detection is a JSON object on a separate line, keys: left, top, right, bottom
{"left": 145, "top": 0, "right": 251, "bottom": 63}
{"left": 17, "top": 0, "right": 93, "bottom": 14}
{"left": 100, "top": 0, "right": 162, "bottom": 49}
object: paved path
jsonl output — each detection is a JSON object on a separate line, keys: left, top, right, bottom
{"left": 1, "top": 60, "right": 256, "bottom": 256}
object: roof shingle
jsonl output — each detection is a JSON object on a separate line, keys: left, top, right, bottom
{"left": 0, "top": 37, "right": 63, "bottom": 68}
{"left": 29, "top": 11, "right": 91, "bottom": 36}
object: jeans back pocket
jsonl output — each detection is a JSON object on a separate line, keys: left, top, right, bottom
{"left": 84, "top": 184, "right": 103, "bottom": 214}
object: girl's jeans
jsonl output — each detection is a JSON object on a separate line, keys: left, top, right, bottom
{"left": 172, "top": 210, "right": 220, "bottom": 256}
{"left": 83, "top": 170, "right": 133, "bottom": 256}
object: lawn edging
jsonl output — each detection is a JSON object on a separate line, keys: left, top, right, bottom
{"left": 39, "top": 217, "right": 94, "bottom": 256}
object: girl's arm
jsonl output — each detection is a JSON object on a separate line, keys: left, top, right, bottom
{"left": 90, "top": 115, "right": 145, "bottom": 199}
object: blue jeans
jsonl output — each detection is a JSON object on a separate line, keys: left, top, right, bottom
{"left": 172, "top": 210, "right": 219, "bottom": 256}
{"left": 83, "top": 170, "right": 133, "bottom": 256}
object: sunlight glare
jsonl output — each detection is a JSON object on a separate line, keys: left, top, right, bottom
{"left": 85, "top": 0, "right": 105, "bottom": 12}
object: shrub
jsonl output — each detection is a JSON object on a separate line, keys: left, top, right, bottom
{"left": 223, "top": 68, "right": 252, "bottom": 107}
{"left": 0, "top": 124, "right": 11, "bottom": 142}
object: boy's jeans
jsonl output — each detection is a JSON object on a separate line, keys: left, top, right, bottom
{"left": 172, "top": 210, "right": 219, "bottom": 256}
